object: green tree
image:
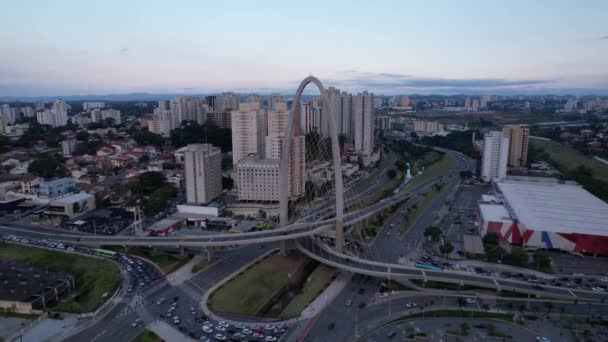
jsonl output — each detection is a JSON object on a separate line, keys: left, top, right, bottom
{"left": 505, "top": 247, "right": 528, "bottom": 266}
{"left": 76, "top": 130, "right": 90, "bottom": 141}
{"left": 395, "top": 159, "right": 407, "bottom": 172}
{"left": 483, "top": 232, "right": 500, "bottom": 245}
{"left": 28, "top": 157, "right": 67, "bottom": 179}
{"left": 484, "top": 244, "right": 506, "bottom": 261}
{"left": 170, "top": 121, "right": 232, "bottom": 151}
{"left": 387, "top": 169, "right": 397, "bottom": 179}
{"left": 142, "top": 185, "right": 177, "bottom": 215}
{"left": 533, "top": 250, "right": 551, "bottom": 271}
{"left": 130, "top": 171, "right": 167, "bottom": 195}
{"left": 440, "top": 241, "right": 454, "bottom": 255}
{"left": 132, "top": 130, "right": 165, "bottom": 147}
{"left": 423, "top": 226, "right": 442, "bottom": 241}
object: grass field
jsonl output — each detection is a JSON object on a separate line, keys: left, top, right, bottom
{"left": 530, "top": 137, "right": 608, "bottom": 182}
{"left": 279, "top": 264, "right": 336, "bottom": 318}
{"left": 208, "top": 253, "right": 307, "bottom": 316}
{"left": 132, "top": 329, "right": 163, "bottom": 342}
{"left": 0, "top": 242, "right": 121, "bottom": 313}
{"left": 124, "top": 248, "right": 191, "bottom": 274}
{"left": 357, "top": 170, "right": 403, "bottom": 209}
{"left": 402, "top": 154, "right": 455, "bottom": 192}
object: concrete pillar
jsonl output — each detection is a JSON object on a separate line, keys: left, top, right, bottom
{"left": 206, "top": 248, "right": 213, "bottom": 262}
{"left": 180, "top": 247, "right": 185, "bottom": 256}
{"left": 122, "top": 245, "right": 128, "bottom": 253}
{"left": 280, "top": 240, "right": 294, "bottom": 255}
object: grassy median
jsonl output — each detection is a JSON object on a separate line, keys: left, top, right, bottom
{"left": 402, "top": 154, "right": 455, "bottom": 192}
{"left": 0, "top": 242, "right": 121, "bottom": 313}
{"left": 208, "top": 252, "right": 308, "bottom": 316}
{"left": 279, "top": 264, "right": 337, "bottom": 318}
{"left": 121, "top": 247, "right": 191, "bottom": 274}
{"left": 132, "top": 329, "right": 164, "bottom": 342}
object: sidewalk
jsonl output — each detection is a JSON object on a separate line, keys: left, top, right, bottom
{"left": 166, "top": 254, "right": 204, "bottom": 286}
{"left": 300, "top": 272, "right": 352, "bottom": 318}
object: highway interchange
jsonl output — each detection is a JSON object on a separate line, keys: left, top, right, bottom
{"left": 3, "top": 145, "right": 608, "bottom": 341}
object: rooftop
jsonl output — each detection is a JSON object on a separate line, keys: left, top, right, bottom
{"left": 50, "top": 192, "right": 92, "bottom": 204}
{"left": 496, "top": 180, "right": 608, "bottom": 236}
{"left": 479, "top": 203, "right": 511, "bottom": 222}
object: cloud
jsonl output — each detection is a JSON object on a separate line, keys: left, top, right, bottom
{"left": 120, "top": 47, "right": 129, "bottom": 53}
{"left": 600, "top": 35, "right": 608, "bottom": 40}
{"left": 327, "top": 70, "right": 555, "bottom": 94}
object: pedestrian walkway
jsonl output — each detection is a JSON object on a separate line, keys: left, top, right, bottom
{"left": 166, "top": 254, "right": 205, "bottom": 286}
{"left": 300, "top": 272, "right": 352, "bottom": 318}
{"left": 143, "top": 278, "right": 170, "bottom": 298}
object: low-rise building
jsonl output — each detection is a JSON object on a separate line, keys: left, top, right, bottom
{"left": 44, "top": 192, "right": 95, "bottom": 218}
{"left": 39, "top": 178, "right": 78, "bottom": 199}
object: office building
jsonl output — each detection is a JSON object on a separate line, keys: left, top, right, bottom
{"left": 352, "top": 91, "right": 374, "bottom": 156}
{"left": 184, "top": 144, "right": 222, "bottom": 205}
{"left": 502, "top": 125, "right": 530, "bottom": 167}
{"left": 39, "top": 177, "right": 78, "bottom": 198}
{"left": 230, "top": 102, "right": 267, "bottom": 167}
{"left": 237, "top": 157, "right": 280, "bottom": 202}
{"left": 481, "top": 131, "right": 509, "bottom": 181}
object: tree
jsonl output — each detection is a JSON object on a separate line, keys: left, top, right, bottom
{"left": 395, "top": 159, "right": 407, "bottom": 172}
{"left": 170, "top": 121, "right": 232, "bottom": 151}
{"left": 459, "top": 170, "right": 473, "bottom": 179}
{"left": 132, "top": 130, "right": 165, "bottom": 147}
{"left": 387, "top": 169, "right": 397, "bottom": 179}
{"left": 130, "top": 171, "right": 167, "bottom": 195}
{"left": 423, "top": 226, "right": 442, "bottom": 241}
{"left": 483, "top": 232, "right": 500, "bottom": 245}
{"left": 533, "top": 250, "right": 551, "bottom": 271}
{"left": 222, "top": 176, "right": 234, "bottom": 190}
{"left": 28, "top": 157, "right": 67, "bottom": 179}
{"left": 440, "top": 241, "right": 454, "bottom": 255}
{"left": 484, "top": 244, "right": 506, "bottom": 261}
{"left": 139, "top": 155, "right": 150, "bottom": 163}
{"left": 76, "top": 130, "right": 90, "bottom": 141}
{"left": 505, "top": 248, "right": 528, "bottom": 266}
{"left": 142, "top": 185, "right": 177, "bottom": 215}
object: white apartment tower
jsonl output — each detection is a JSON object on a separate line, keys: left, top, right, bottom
{"left": 352, "top": 91, "right": 374, "bottom": 156}
{"left": 326, "top": 87, "right": 352, "bottom": 141}
{"left": 218, "top": 92, "right": 240, "bottom": 113}
{"left": 268, "top": 93, "right": 283, "bottom": 111}
{"left": 184, "top": 144, "right": 222, "bottom": 205}
{"left": 481, "top": 131, "right": 510, "bottom": 182}
{"left": 265, "top": 101, "right": 305, "bottom": 198}
{"left": 147, "top": 117, "right": 171, "bottom": 137}
{"left": 230, "top": 102, "right": 267, "bottom": 167}
{"left": 170, "top": 97, "right": 206, "bottom": 125}
{"left": 300, "top": 101, "right": 313, "bottom": 135}
{"left": 101, "top": 109, "right": 121, "bottom": 124}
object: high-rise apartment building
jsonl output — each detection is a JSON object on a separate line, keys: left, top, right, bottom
{"left": 268, "top": 93, "right": 283, "bottom": 111}
{"left": 400, "top": 96, "right": 410, "bottom": 107}
{"left": 352, "top": 91, "right": 374, "bottom": 156}
{"left": 327, "top": 87, "right": 353, "bottom": 141}
{"left": 300, "top": 102, "right": 313, "bottom": 135}
{"left": 147, "top": 117, "right": 171, "bottom": 137}
{"left": 62, "top": 139, "right": 77, "bottom": 156}
{"left": 481, "top": 131, "right": 510, "bottom": 181}
{"left": 170, "top": 97, "right": 206, "bottom": 125}
{"left": 230, "top": 102, "right": 267, "bottom": 167}
{"left": 245, "top": 93, "right": 263, "bottom": 107}
{"left": 218, "top": 92, "right": 239, "bottom": 114}
{"left": 265, "top": 101, "right": 305, "bottom": 198}
{"left": 502, "top": 125, "right": 530, "bottom": 167}
{"left": 465, "top": 97, "right": 471, "bottom": 111}
{"left": 184, "top": 144, "right": 222, "bottom": 205}
{"left": 37, "top": 109, "right": 66, "bottom": 127}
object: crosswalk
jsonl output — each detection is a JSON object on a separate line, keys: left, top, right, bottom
{"left": 142, "top": 279, "right": 170, "bottom": 298}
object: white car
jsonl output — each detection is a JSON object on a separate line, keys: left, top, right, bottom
{"left": 202, "top": 326, "right": 213, "bottom": 334}
{"left": 215, "top": 326, "right": 226, "bottom": 332}
{"left": 405, "top": 302, "right": 416, "bottom": 308}
{"left": 242, "top": 328, "right": 253, "bottom": 335}
{"left": 592, "top": 287, "right": 605, "bottom": 293}
{"left": 214, "top": 334, "right": 227, "bottom": 341}
{"left": 265, "top": 336, "right": 277, "bottom": 342}
{"left": 465, "top": 298, "right": 477, "bottom": 304}
{"left": 536, "top": 337, "right": 550, "bottom": 342}
{"left": 219, "top": 321, "right": 229, "bottom": 328}
{"left": 600, "top": 278, "right": 608, "bottom": 283}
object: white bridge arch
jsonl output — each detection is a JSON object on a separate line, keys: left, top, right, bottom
{"left": 279, "top": 76, "right": 345, "bottom": 252}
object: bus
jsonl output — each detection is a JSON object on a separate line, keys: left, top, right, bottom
{"left": 415, "top": 263, "right": 443, "bottom": 271}
{"left": 94, "top": 248, "right": 118, "bottom": 258}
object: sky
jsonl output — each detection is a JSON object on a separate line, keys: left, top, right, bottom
{"left": 1, "top": 0, "right": 608, "bottom": 97}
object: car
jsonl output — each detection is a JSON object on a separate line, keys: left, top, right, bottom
{"left": 386, "top": 331, "right": 397, "bottom": 338}
{"left": 219, "top": 321, "right": 230, "bottom": 328}
{"left": 131, "top": 318, "right": 143, "bottom": 327}
{"left": 600, "top": 278, "right": 608, "bottom": 283}
{"left": 156, "top": 297, "right": 166, "bottom": 305}
{"left": 203, "top": 321, "right": 214, "bottom": 328}
{"left": 536, "top": 337, "right": 550, "bottom": 342}
{"left": 216, "top": 326, "right": 226, "bottom": 332}
{"left": 465, "top": 298, "right": 476, "bottom": 304}
{"left": 345, "top": 299, "right": 352, "bottom": 306}
{"left": 202, "top": 326, "right": 213, "bottom": 334}
{"left": 199, "top": 337, "right": 211, "bottom": 342}
{"left": 242, "top": 328, "right": 253, "bottom": 335}
{"left": 214, "top": 334, "right": 227, "bottom": 341}
{"left": 265, "top": 337, "right": 277, "bottom": 342}
{"left": 264, "top": 324, "right": 275, "bottom": 331}
{"left": 405, "top": 302, "right": 416, "bottom": 308}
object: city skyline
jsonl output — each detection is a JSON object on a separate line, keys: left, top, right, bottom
{"left": 2, "top": 1, "right": 608, "bottom": 97}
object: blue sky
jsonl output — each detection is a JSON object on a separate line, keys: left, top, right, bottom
{"left": 1, "top": 0, "right": 607, "bottom": 96}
